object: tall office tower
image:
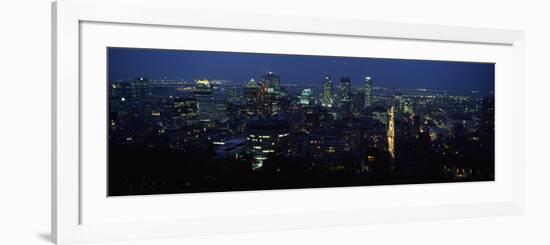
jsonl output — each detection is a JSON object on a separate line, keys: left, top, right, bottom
{"left": 321, "top": 75, "right": 334, "bottom": 107}
{"left": 338, "top": 77, "right": 352, "bottom": 120}
{"left": 257, "top": 80, "right": 279, "bottom": 119}
{"left": 243, "top": 78, "right": 260, "bottom": 118}
{"left": 261, "top": 71, "right": 281, "bottom": 91}
{"left": 298, "top": 89, "right": 314, "bottom": 105}
{"left": 364, "top": 76, "right": 373, "bottom": 109}
{"left": 256, "top": 74, "right": 282, "bottom": 118}
{"left": 193, "top": 79, "right": 217, "bottom": 127}
{"left": 339, "top": 76, "right": 351, "bottom": 102}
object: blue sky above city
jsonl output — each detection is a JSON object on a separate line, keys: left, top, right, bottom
{"left": 108, "top": 47, "right": 495, "bottom": 93}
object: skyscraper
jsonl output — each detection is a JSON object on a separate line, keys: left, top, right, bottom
{"left": 339, "top": 76, "right": 351, "bottom": 102}
{"left": 261, "top": 71, "right": 281, "bottom": 91}
{"left": 364, "top": 76, "right": 372, "bottom": 109}
{"left": 339, "top": 77, "right": 352, "bottom": 120}
{"left": 257, "top": 72, "right": 283, "bottom": 118}
{"left": 321, "top": 75, "right": 334, "bottom": 107}
{"left": 193, "top": 79, "right": 217, "bottom": 126}
{"left": 243, "top": 78, "right": 260, "bottom": 118}
{"left": 298, "top": 89, "right": 314, "bottom": 105}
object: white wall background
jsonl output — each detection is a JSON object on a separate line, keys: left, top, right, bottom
{"left": 0, "top": 0, "right": 548, "bottom": 244}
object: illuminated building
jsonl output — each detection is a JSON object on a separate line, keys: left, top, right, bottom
{"left": 246, "top": 119, "right": 291, "bottom": 170}
{"left": 321, "top": 75, "right": 334, "bottom": 107}
{"left": 257, "top": 80, "right": 271, "bottom": 118}
{"left": 193, "top": 79, "right": 215, "bottom": 126}
{"left": 173, "top": 97, "right": 199, "bottom": 126}
{"left": 195, "top": 79, "right": 211, "bottom": 89}
{"left": 193, "top": 79, "right": 227, "bottom": 127}
{"left": 364, "top": 76, "right": 372, "bottom": 109}
{"left": 403, "top": 100, "right": 413, "bottom": 114}
{"left": 298, "top": 89, "right": 314, "bottom": 105}
{"left": 243, "top": 78, "right": 260, "bottom": 118}
{"left": 257, "top": 77, "right": 281, "bottom": 119}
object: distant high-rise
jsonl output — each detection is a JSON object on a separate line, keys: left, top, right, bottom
{"left": 243, "top": 78, "right": 260, "bottom": 118}
{"left": 256, "top": 72, "right": 283, "bottom": 118}
{"left": 261, "top": 71, "right": 281, "bottom": 91}
{"left": 339, "top": 77, "right": 351, "bottom": 102}
{"left": 339, "top": 77, "right": 352, "bottom": 120}
{"left": 257, "top": 80, "right": 281, "bottom": 119}
{"left": 298, "top": 89, "right": 314, "bottom": 105}
{"left": 321, "top": 75, "right": 334, "bottom": 107}
{"left": 193, "top": 79, "right": 220, "bottom": 127}
{"left": 364, "top": 76, "right": 372, "bottom": 109}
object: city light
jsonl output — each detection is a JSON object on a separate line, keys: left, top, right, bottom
{"left": 107, "top": 47, "right": 495, "bottom": 196}
{"left": 387, "top": 106, "right": 396, "bottom": 160}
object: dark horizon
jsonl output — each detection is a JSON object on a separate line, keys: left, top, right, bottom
{"left": 108, "top": 47, "right": 495, "bottom": 93}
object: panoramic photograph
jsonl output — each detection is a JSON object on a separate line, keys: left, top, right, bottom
{"left": 107, "top": 47, "right": 495, "bottom": 196}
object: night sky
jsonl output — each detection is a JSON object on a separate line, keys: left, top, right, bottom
{"left": 108, "top": 47, "right": 494, "bottom": 93}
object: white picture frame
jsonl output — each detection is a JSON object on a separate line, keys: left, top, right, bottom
{"left": 52, "top": 0, "right": 525, "bottom": 244}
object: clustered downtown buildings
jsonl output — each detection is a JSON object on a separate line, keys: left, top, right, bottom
{"left": 108, "top": 70, "right": 494, "bottom": 195}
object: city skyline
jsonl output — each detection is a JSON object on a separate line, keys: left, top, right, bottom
{"left": 108, "top": 47, "right": 494, "bottom": 196}
{"left": 108, "top": 47, "right": 495, "bottom": 93}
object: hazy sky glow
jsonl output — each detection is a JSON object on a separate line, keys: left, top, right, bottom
{"left": 108, "top": 47, "right": 495, "bottom": 92}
